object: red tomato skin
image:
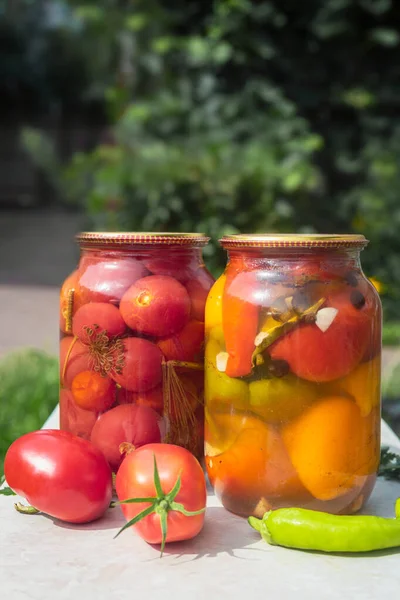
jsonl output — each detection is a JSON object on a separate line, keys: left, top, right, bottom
{"left": 270, "top": 291, "right": 371, "bottom": 382}
{"left": 116, "top": 443, "right": 206, "bottom": 544}
{"left": 4, "top": 430, "right": 113, "bottom": 524}
{"left": 90, "top": 404, "right": 163, "bottom": 472}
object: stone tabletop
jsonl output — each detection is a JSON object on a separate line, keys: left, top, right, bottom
{"left": 1, "top": 408, "right": 400, "bottom": 600}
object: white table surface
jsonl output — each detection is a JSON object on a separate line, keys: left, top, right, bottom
{"left": 2, "top": 406, "right": 400, "bottom": 600}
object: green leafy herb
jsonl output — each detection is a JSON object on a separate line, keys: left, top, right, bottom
{"left": 251, "top": 297, "right": 325, "bottom": 366}
{"left": 0, "top": 486, "right": 16, "bottom": 496}
{"left": 0, "top": 475, "right": 16, "bottom": 496}
{"left": 379, "top": 447, "right": 400, "bottom": 481}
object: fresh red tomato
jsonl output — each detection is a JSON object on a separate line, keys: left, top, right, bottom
{"left": 4, "top": 430, "right": 113, "bottom": 524}
{"left": 115, "top": 443, "right": 206, "bottom": 552}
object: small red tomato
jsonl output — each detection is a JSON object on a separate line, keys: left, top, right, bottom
{"left": 119, "top": 275, "right": 191, "bottom": 338}
{"left": 4, "top": 430, "right": 112, "bottom": 523}
{"left": 111, "top": 337, "right": 163, "bottom": 392}
{"left": 90, "top": 404, "right": 163, "bottom": 472}
{"left": 71, "top": 371, "right": 116, "bottom": 412}
{"left": 60, "top": 388, "right": 98, "bottom": 439}
{"left": 157, "top": 320, "right": 204, "bottom": 362}
{"left": 77, "top": 258, "right": 148, "bottom": 305}
{"left": 270, "top": 291, "right": 371, "bottom": 382}
{"left": 143, "top": 257, "right": 193, "bottom": 281}
{"left": 116, "top": 444, "right": 206, "bottom": 553}
{"left": 119, "top": 386, "right": 164, "bottom": 416}
{"left": 185, "top": 270, "right": 214, "bottom": 321}
{"left": 72, "top": 302, "right": 126, "bottom": 343}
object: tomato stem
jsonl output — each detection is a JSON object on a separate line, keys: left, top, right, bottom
{"left": 119, "top": 442, "right": 136, "bottom": 457}
{"left": 14, "top": 502, "right": 40, "bottom": 515}
{"left": 166, "top": 360, "right": 204, "bottom": 371}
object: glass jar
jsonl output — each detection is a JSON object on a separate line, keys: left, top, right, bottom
{"left": 204, "top": 234, "right": 381, "bottom": 518}
{"left": 59, "top": 232, "right": 213, "bottom": 470}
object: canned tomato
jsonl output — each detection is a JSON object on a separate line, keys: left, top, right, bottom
{"left": 59, "top": 232, "right": 213, "bottom": 469}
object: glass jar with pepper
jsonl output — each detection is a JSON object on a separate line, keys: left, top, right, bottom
{"left": 204, "top": 234, "right": 381, "bottom": 518}
{"left": 59, "top": 232, "right": 213, "bottom": 469}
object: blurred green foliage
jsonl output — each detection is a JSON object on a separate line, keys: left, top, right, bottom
{"left": 382, "top": 321, "right": 400, "bottom": 346}
{"left": 3, "top": 1, "right": 400, "bottom": 310}
{"left": 0, "top": 350, "right": 58, "bottom": 472}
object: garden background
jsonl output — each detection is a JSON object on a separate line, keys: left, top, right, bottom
{"left": 1, "top": 0, "right": 400, "bottom": 469}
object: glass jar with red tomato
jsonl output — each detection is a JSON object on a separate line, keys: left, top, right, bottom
{"left": 59, "top": 232, "right": 213, "bottom": 469}
{"left": 204, "top": 234, "right": 381, "bottom": 518}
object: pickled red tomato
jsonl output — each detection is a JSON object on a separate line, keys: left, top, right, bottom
{"left": 185, "top": 271, "right": 214, "bottom": 321}
{"left": 158, "top": 320, "right": 204, "bottom": 362}
{"left": 117, "top": 385, "right": 164, "bottom": 415}
{"left": 60, "top": 336, "right": 91, "bottom": 388}
{"left": 111, "top": 337, "right": 163, "bottom": 392}
{"left": 143, "top": 256, "right": 193, "bottom": 281}
{"left": 60, "top": 389, "right": 97, "bottom": 440}
{"left": 77, "top": 258, "right": 148, "bottom": 305}
{"left": 118, "top": 376, "right": 199, "bottom": 421}
{"left": 90, "top": 404, "right": 163, "bottom": 471}
{"left": 285, "top": 255, "right": 350, "bottom": 285}
{"left": 72, "top": 302, "right": 126, "bottom": 343}
{"left": 270, "top": 291, "right": 371, "bottom": 382}
{"left": 71, "top": 371, "right": 116, "bottom": 412}
{"left": 119, "top": 275, "right": 191, "bottom": 337}
{"left": 60, "top": 270, "right": 80, "bottom": 333}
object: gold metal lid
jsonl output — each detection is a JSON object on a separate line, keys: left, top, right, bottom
{"left": 219, "top": 233, "right": 368, "bottom": 250}
{"left": 76, "top": 232, "right": 210, "bottom": 248}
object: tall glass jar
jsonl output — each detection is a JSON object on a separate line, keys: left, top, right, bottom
{"left": 204, "top": 234, "right": 381, "bottom": 518}
{"left": 59, "top": 232, "right": 213, "bottom": 471}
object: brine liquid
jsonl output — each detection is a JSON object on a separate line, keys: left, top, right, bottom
{"left": 204, "top": 260, "right": 381, "bottom": 517}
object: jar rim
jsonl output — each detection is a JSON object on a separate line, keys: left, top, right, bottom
{"left": 76, "top": 231, "right": 210, "bottom": 248}
{"left": 219, "top": 233, "right": 368, "bottom": 250}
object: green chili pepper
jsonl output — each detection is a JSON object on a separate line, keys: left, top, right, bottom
{"left": 248, "top": 499, "right": 400, "bottom": 553}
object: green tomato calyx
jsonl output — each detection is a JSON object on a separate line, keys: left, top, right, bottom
{"left": 114, "top": 454, "right": 206, "bottom": 556}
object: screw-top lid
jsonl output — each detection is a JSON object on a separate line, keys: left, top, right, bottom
{"left": 76, "top": 232, "right": 210, "bottom": 248}
{"left": 219, "top": 233, "right": 368, "bottom": 250}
